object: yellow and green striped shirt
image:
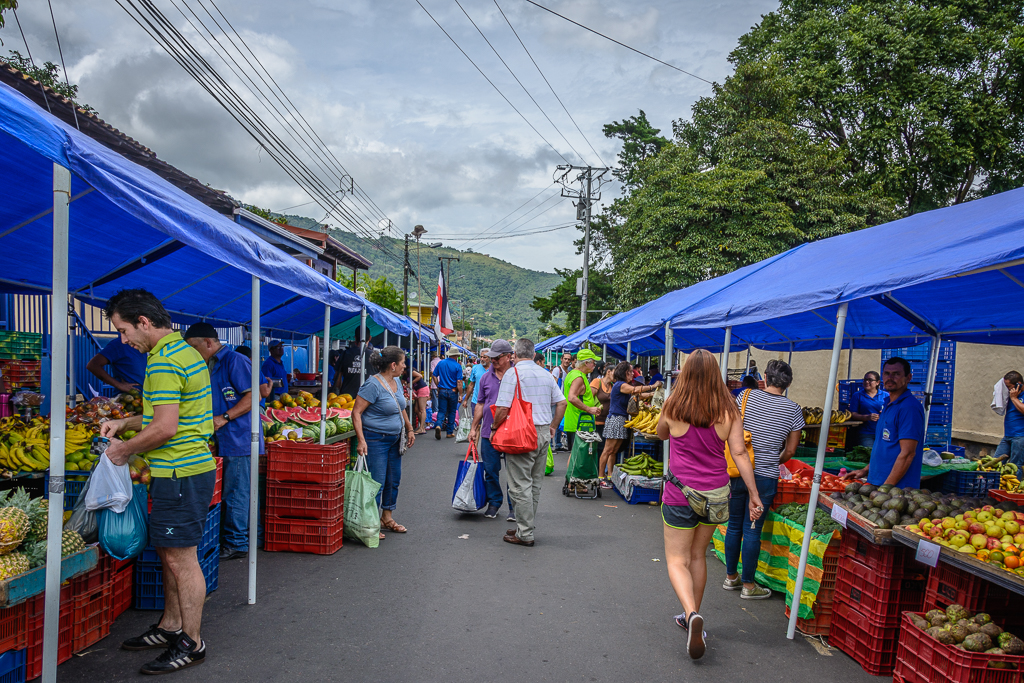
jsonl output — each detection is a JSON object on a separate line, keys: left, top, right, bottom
{"left": 142, "top": 332, "right": 215, "bottom": 477}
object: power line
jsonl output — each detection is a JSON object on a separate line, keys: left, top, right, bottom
{"left": 453, "top": 0, "right": 589, "bottom": 165}
{"left": 431, "top": 221, "right": 577, "bottom": 241}
{"left": 475, "top": 193, "right": 568, "bottom": 250}
{"left": 413, "top": 0, "right": 570, "bottom": 164}
{"left": 45, "top": 0, "right": 79, "bottom": 129}
{"left": 521, "top": 0, "right": 714, "bottom": 85}
{"left": 493, "top": 0, "right": 606, "bottom": 166}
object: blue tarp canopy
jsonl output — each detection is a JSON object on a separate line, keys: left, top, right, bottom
{"left": 590, "top": 187, "right": 1024, "bottom": 352}
{"left": 535, "top": 335, "right": 565, "bottom": 352}
{"left": 0, "top": 81, "right": 410, "bottom": 337}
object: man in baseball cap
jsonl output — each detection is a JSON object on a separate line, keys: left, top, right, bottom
{"left": 261, "top": 339, "right": 289, "bottom": 395}
{"left": 470, "top": 339, "right": 516, "bottom": 519}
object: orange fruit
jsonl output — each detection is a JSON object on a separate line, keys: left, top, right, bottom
{"left": 1005, "top": 555, "right": 1021, "bottom": 569}
{"left": 990, "top": 551, "right": 1005, "bottom": 564}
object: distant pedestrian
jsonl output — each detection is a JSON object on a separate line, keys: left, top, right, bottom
{"left": 429, "top": 351, "right": 441, "bottom": 410}
{"left": 534, "top": 352, "right": 545, "bottom": 367}
{"left": 464, "top": 351, "right": 490, "bottom": 415}
{"left": 432, "top": 348, "right": 463, "bottom": 439}
{"left": 352, "top": 346, "right": 416, "bottom": 537}
{"left": 336, "top": 331, "right": 373, "bottom": 398}
{"left": 551, "top": 352, "right": 573, "bottom": 451}
{"left": 599, "top": 362, "right": 660, "bottom": 486}
{"left": 649, "top": 364, "right": 664, "bottom": 384}
{"left": 493, "top": 338, "right": 566, "bottom": 546}
{"left": 411, "top": 369, "right": 429, "bottom": 434}
{"left": 723, "top": 360, "right": 803, "bottom": 600}
{"left": 657, "top": 349, "right": 763, "bottom": 660}
{"left": 470, "top": 340, "right": 516, "bottom": 520}
{"left": 849, "top": 371, "right": 888, "bottom": 448}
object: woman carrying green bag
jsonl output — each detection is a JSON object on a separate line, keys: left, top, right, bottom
{"left": 343, "top": 455, "right": 382, "bottom": 548}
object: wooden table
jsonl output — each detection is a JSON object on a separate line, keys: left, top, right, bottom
{"left": 815, "top": 491, "right": 899, "bottom": 545}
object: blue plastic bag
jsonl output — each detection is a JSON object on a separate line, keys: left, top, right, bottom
{"left": 451, "top": 443, "right": 486, "bottom": 512}
{"left": 99, "top": 483, "right": 149, "bottom": 561}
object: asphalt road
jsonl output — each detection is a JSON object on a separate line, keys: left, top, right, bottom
{"left": 60, "top": 435, "right": 882, "bottom": 682}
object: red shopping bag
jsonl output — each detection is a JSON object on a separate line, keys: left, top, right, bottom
{"left": 490, "top": 367, "right": 538, "bottom": 454}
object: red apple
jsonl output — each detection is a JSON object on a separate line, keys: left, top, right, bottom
{"left": 928, "top": 525, "right": 945, "bottom": 538}
{"left": 987, "top": 537, "right": 1003, "bottom": 550}
{"left": 968, "top": 522, "right": 986, "bottom": 535}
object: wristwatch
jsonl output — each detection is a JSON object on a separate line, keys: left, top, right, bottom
{"left": 222, "top": 413, "right": 231, "bottom": 422}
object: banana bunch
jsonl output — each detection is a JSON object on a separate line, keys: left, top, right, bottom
{"left": 1000, "top": 472, "right": 1021, "bottom": 492}
{"left": 63, "top": 423, "right": 93, "bottom": 455}
{"left": 618, "top": 453, "right": 663, "bottom": 478}
{"left": 624, "top": 408, "right": 660, "bottom": 434}
{"left": 977, "top": 454, "right": 1015, "bottom": 474}
{"left": 832, "top": 410, "right": 852, "bottom": 424}
{"left": 801, "top": 407, "right": 851, "bottom": 425}
{"left": 1, "top": 421, "right": 50, "bottom": 472}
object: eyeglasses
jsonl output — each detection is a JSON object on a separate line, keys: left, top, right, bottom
{"left": 864, "top": 378, "right": 879, "bottom": 382}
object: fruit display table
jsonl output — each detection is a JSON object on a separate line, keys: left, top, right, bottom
{"left": 816, "top": 492, "right": 900, "bottom": 545}
{"left": 892, "top": 526, "right": 1024, "bottom": 597}
{"left": 0, "top": 546, "right": 98, "bottom": 607}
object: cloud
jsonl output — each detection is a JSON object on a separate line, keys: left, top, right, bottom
{"left": 2, "top": 0, "right": 777, "bottom": 273}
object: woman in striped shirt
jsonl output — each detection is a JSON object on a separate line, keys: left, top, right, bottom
{"left": 722, "top": 359, "right": 804, "bottom": 599}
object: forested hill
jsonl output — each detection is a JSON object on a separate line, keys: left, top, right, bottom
{"left": 280, "top": 215, "right": 562, "bottom": 339}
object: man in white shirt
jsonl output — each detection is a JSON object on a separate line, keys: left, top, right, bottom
{"left": 493, "top": 338, "right": 567, "bottom": 547}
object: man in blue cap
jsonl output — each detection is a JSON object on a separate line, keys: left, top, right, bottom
{"left": 261, "top": 339, "right": 289, "bottom": 396}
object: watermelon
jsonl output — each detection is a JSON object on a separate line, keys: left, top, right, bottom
{"left": 267, "top": 408, "right": 292, "bottom": 423}
{"left": 327, "top": 408, "right": 342, "bottom": 419}
{"left": 337, "top": 418, "right": 353, "bottom": 434}
{"left": 325, "top": 421, "right": 337, "bottom": 437}
{"left": 302, "top": 425, "right": 321, "bottom": 441}
{"left": 291, "top": 410, "right": 321, "bottom": 425}
{"left": 259, "top": 413, "right": 274, "bottom": 424}
{"left": 338, "top": 409, "right": 352, "bottom": 419}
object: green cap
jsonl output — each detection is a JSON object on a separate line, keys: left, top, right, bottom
{"left": 576, "top": 349, "right": 600, "bottom": 362}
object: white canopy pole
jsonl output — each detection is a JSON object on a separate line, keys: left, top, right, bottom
{"left": 720, "top": 326, "right": 732, "bottom": 381}
{"left": 319, "top": 305, "right": 330, "bottom": 446}
{"left": 248, "top": 276, "right": 260, "bottom": 604}
{"left": 626, "top": 341, "right": 631, "bottom": 364}
{"left": 67, "top": 301, "right": 75, "bottom": 408}
{"left": 42, "top": 164, "right": 71, "bottom": 683}
{"left": 744, "top": 344, "right": 751, "bottom": 378}
{"left": 788, "top": 302, "right": 849, "bottom": 639}
{"left": 602, "top": 344, "right": 607, "bottom": 362}
{"left": 663, "top": 322, "right": 673, "bottom": 463}
{"left": 923, "top": 335, "right": 941, "bottom": 432}
{"left": 359, "top": 306, "right": 367, "bottom": 386}
{"left": 847, "top": 338, "right": 854, "bottom": 379}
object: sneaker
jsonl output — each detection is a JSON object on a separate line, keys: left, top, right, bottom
{"left": 122, "top": 624, "right": 182, "bottom": 651}
{"left": 483, "top": 505, "right": 499, "bottom": 519}
{"left": 740, "top": 584, "right": 772, "bottom": 600}
{"left": 140, "top": 635, "right": 205, "bottom": 675}
{"left": 599, "top": 479, "right": 613, "bottom": 489}
{"left": 506, "top": 511, "right": 516, "bottom": 522}
{"left": 435, "top": 426, "right": 441, "bottom": 440}
{"left": 722, "top": 576, "right": 743, "bottom": 591}
{"left": 219, "top": 547, "right": 246, "bottom": 561}
{"left": 686, "top": 612, "right": 706, "bottom": 659}
{"left": 674, "top": 614, "right": 707, "bottom": 638}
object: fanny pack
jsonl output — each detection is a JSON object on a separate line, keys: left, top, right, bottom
{"left": 665, "top": 465, "right": 731, "bottom": 524}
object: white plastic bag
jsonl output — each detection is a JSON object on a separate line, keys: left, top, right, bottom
{"left": 84, "top": 453, "right": 133, "bottom": 513}
{"left": 454, "top": 405, "right": 472, "bottom": 443}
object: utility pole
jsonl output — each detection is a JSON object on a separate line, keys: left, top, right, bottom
{"left": 403, "top": 234, "right": 410, "bottom": 317}
{"left": 555, "top": 165, "right": 611, "bottom": 331}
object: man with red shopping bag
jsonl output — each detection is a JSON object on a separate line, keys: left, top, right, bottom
{"left": 492, "top": 338, "right": 566, "bottom": 547}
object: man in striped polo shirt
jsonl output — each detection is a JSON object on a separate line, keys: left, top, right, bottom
{"left": 100, "top": 289, "right": 214, "bottom": 674}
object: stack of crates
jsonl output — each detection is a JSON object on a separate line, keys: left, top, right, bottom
{"left": 133, "top": 503, "right": 221, "bottom": 610}
{"left": 828, "top": 533, "right": 927, "bottom": 676}
{"left": 0, "top": 360, "right": 41, "bottom": 393}
{"left": 881, "top": 341, "right": 956, "bottom": 449}
{"left": 264, "top": 439, "right": 347, "bottom": 555}
{"left": 837, "top": 379, "right": 863, "bottom": 412}
{"left": 0, "top": 331, "right": 42, "bottom": 361}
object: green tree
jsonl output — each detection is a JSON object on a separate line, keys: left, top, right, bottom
{"left": 0, "top": 2, "right": 16, "bottom": 30}
{"left": 242, "top": 204, "right": 288, "bottom": 225}
{"left": 602, "top": 110, "right": 670, "bottom": 188}
{"left": 530, "top": 266, "right": 616, "bottom": 337}
{"left": 341, "top": 273, "right": 403, "bottom": 315}
{"left": 4, "top": 50, "right": 95, "bottom": 113}
{"left": 730, "top": 0, "right": 1024, "bottom": 213}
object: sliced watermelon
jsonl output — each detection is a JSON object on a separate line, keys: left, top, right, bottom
{"left": 267, "top": 408, "right": 291, "bottom": 423}
{"left": 291, "top": 409, "right": 323, "bottom": 425}
{"left": 259, "top": 413, "right": 275, "bottom": 424}
{"left": 327, "top": 408, "right": 342, "bottom": 419}
{"left": 338, "top": 409, "right": 351, "bottom": 419}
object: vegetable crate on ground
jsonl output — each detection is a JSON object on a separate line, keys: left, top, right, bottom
{"left": 0, "top": 649, "right": 25, "bottom": 683}
{"left": 133, "top": 545, "right": 219, "bottom": 611}
{"left": 264, "top": 440, "right": 347, "bottom": 554}
{"left": 610, "top": 466, "right": 661, "bottom": 505}
{"left": 939, "top": 470, "right": 1002, "bottom": 497}
{"left": 923, "top": 563, "right": 1024, "bottom": 630}
{"left": 894, "top": 612, "right": 1024, "bottom": 683}
{"left": 829, "top": 596, "right": 902, "bottom": 676}
{"left": 773, "top": 460, "right": 847, "bottom": 507}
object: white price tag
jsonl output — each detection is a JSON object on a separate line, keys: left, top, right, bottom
{"left": 916, "top": 540, "right": 941, "bottom": 568}
{"left": 830, "top": 504, "right": 848, "bottom": 528}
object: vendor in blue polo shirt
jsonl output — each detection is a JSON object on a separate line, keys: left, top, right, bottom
{"left": 261, "top": 339, "right": 289, "bottom": 396}
{"left": 843, "top": 356, "right": 925, "bottom": 488}
{"left": 86, "top": 336, "right": 147, "bottom": 393}
{"left": 184, "top": 323, "right": 265, "bottom": 562}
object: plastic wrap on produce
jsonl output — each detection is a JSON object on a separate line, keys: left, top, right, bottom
{"left": 612, "top": 465, "right": 662, "bottom": 499}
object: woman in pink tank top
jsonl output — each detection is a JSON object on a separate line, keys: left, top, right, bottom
{"left": 655, "top": 350, "right": 762, "bottom": 660}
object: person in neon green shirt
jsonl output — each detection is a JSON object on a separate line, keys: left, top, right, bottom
{"left": 100, "top": 289, "right": 214, "bottom": 674}
{"left": 562, "top": 349, "right": 601, "bottom": 445}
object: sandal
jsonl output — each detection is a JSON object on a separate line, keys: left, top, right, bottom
{"left": 381, "top": 518, "right": 407, "bottom": 533}
{"left": 378, "top": 532, "right": 386, "bottom": 540}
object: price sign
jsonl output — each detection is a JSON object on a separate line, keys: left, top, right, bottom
{"left": 830, "top": 504, "right": 848, "bottom": 528}
{"left": 916, "top": 539, "right": 941, "bottom": 568}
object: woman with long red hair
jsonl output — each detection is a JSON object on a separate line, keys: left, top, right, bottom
{"left": 656, "top": 349, "right": 762, "bottom": 660}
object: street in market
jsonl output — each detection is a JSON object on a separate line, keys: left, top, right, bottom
{"left": 56, "top": 435, "right": 880, "bottom": 683}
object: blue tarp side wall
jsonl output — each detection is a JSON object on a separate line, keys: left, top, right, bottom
{"left": 0, "top": 81, "right": 410, "bottom": 337}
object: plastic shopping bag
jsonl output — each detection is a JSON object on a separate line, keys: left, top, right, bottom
{"left": 343, "top": 455, "right": 382, "bottom": 548}
{"left": 99, "top": 483, "right": 149, "bottom": 561}
{"left": 84, "top": 454, "right": 133, "bottom": 513}
{"left": 545, "top": 444, "right": 554, "bottom": 475}
{"left": 452, "top": 442, "right": 486, "bottom": 512}
{"left": 64, "top": 476, "right": 98, "bottom": 544}
{"left": 490, "top": 368, "right": 537, "bottom": 455}
{"left": 454, "top": 405, "right": 472, "bottom": 443}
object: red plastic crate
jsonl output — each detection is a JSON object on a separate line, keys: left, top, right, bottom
{"left": 71, "top": 583, "right": 112, "bottom": 653}
{"left": 828, "top": 596, "right": 901, "bottom": 676}
{"left": 267, "top": 440, "right": 348, "bottom": 484}
{"left": 266, "top": 480, "right": 345, "bottom": 520}
{"left": 0, "top": 601, "right": 28, "bottom": 653}
{"left": 895, "top": 611, "right": 1024, "bottom": 683}
{"left": 110, "top": 564, "right": 134, "bottom": 621}
{"left": 988, "top": 489, "right": 1024, "bottom": 505}
{"left": 786, "top": 595, "right": 834, "bottom": 636}
{"left": 923, "top": 562, "right": 1024, "bottom": 629}
{"left": 835, "top": 556, "right": 926, "bottom": 625}
{"left": 70, "top": 558, "right": 111, "bottom": 596}
{"left": 264, "top": 514, "right": 344, "bottom": 554}
{"left": 25, "top": 591, "right": 73, "bottom": 680}
{"left": 839, "top": 530, "right": 908, "bottom": 577}
{"left": 210, "top": 456, "right": 223, "bottom": 507}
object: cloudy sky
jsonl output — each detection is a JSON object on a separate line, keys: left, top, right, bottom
{"left": 4, "top": 0, "right": 777, "bottom": 273}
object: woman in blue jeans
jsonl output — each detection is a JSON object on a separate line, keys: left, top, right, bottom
{"left": 723, "top": 360, "right": 805, "bottom": 599}
{"left": 353, "top": 346, "right": 416, "bottom": 537}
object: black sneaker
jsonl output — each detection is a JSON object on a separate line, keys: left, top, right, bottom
{"left": 483, "top": 505, "right": 499, "bottom": 519}
{"left": 435, "top": 426, "right": 441, "bottom": 440}
{"left": 122, "top": 624, "right": 182, "bottom": 651}
{"left": 506, "top": 510, "right": 516, "bottom": 522}
{"left": 686, "top": 612, "right": 706, "bottom": 660}
{"left": 219, "top": 547, "right": 246, "bottom": 561}
{"left": 140, "top": 635, "right": 206, "bottom": 675}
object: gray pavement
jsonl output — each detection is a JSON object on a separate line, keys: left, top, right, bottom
{"left": 60, "top": 435, "right": 881, "bottom": 682}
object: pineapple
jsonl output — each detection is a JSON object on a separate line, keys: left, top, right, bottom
{"left": 0, "top": 488, "right": 41, "bottom": 554}
{"left": 61, "top": 530, "right": 84, "bottom": 557}
{"left": 0, "top": 552, "right": 29, "bottom": 580}
{"left": 29, "top": 498, "right": 47, "bottom": 541}
{"left": 21, "top": 538, "right": 46, "bottom": 569}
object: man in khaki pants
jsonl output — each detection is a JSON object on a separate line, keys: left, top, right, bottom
{"left": 492, "top": 338, "right": 566, "bottom": 547}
